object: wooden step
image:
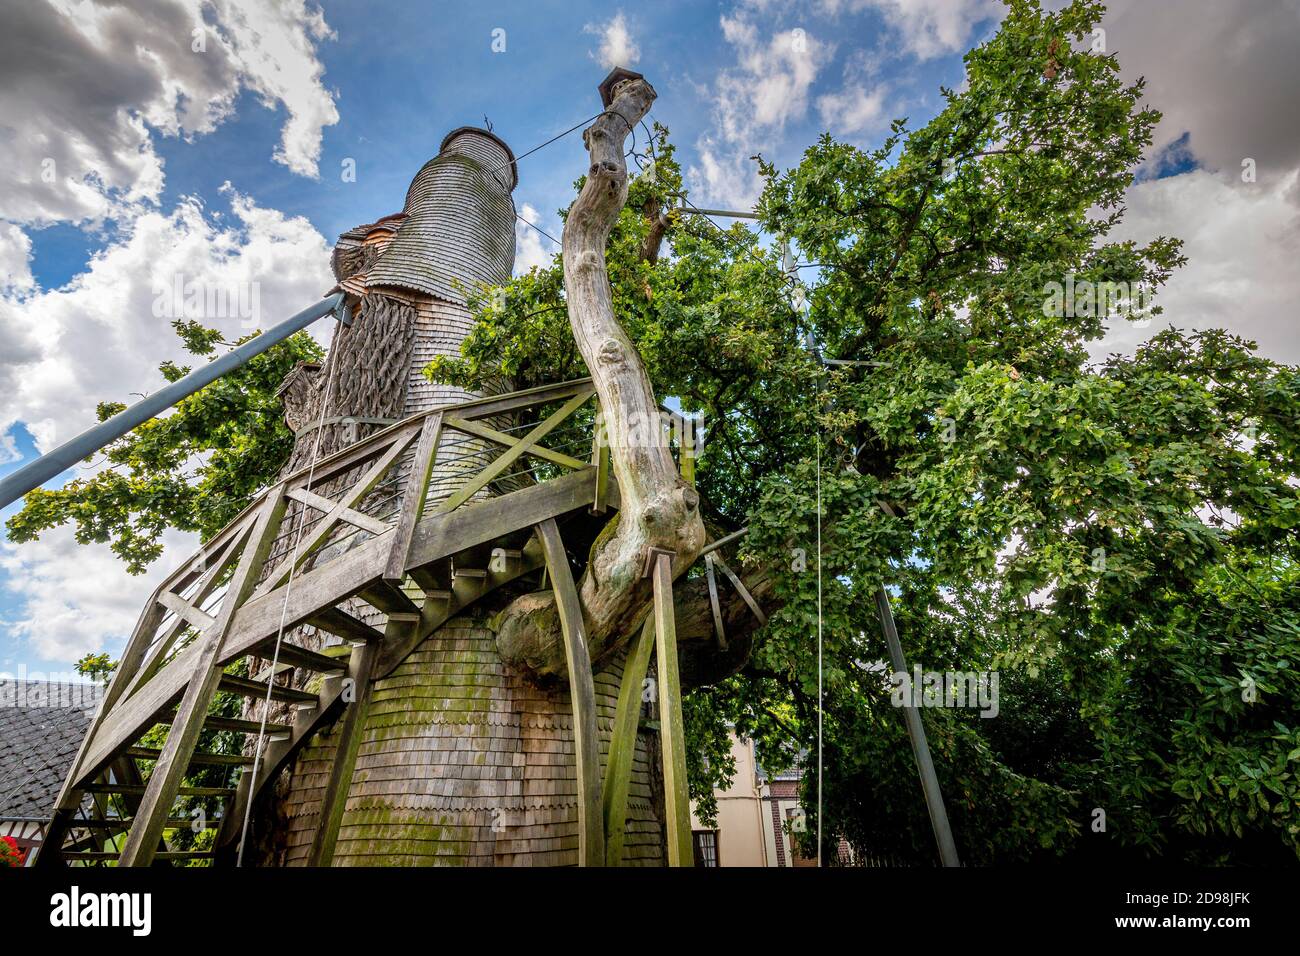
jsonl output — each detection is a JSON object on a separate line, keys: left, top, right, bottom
{"left": 125, "top": 746, "right": 252, "bottom": 768}
{"left": 69, "top": 817, "right": 218, "bottom": 830}
{"left": 171, "top": 713, "right": 292, "bottom": 737}
{"left": 252, "top": 639, "right": 349, "bottom": 675}
{"left": 63, "top": 850, "right": 214, "bottom": 862}
{"left": 83, "top": 784, "right": 234, "bottom": 798}
{"left": 307, "top": 607, "right": 385, "bottom": 645}
{"left": 218, "top": 674, "right": 316, "bottom": 705}
{"left": 409, "top": 565, "right": 450, "bottom": 596}
{"left": 250, "top": 660, "right": 293, "bottom": 683}
{"left": 359, "top": 580, "right": 421, "bottom": 616}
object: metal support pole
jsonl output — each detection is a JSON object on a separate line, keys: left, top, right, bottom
{"left": 676, "top": 206, "right": 760, "bottom": 220}
{"left": 875, "top": 585, "right": 961, "bottom": 867}
{"left": 0, "top": 292, "right": 347, "bottom": 509}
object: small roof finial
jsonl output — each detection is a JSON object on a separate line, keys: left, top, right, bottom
{"left": 598, "top": 66, "right": 644, "bottom": 108}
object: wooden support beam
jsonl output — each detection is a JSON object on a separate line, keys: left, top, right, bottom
{"left": 647, "top": 549, "right": 693, "bottom": 866}
{"left": 248, "top": 640, "right": 347, "bottom": 676}
{"left": 65, "top": 850, "right": 214, "bottom": 862}
{"left": 218, "top": 673, "right": 317, "bottom": 705}
{"left": 409, "top": 564, "right": 452, "bottom": 603}
{"left": 383, "top": 411, "right": 442, "bottom": 583}
{"left": 704, "top": 554, "right": 728, "bottom": 651}
{"left": 699, "top": 526, "right": 748, "bottom": 556}
{"left": 123, "top": 746, "right": 251, "bottom": 768}
{"left": 117, "top": 484, "right": 286, "bottom": 867}
{"left": 359, "top": 580, "right": 421, "bottom": 617}
{"left": 438, "top": 392, "right": 592, "bottom": 514}
{"left": 215, "top": 674, "right": 349, "bottom": 865}
{"left": 123, "top": 527, "right": 250, "bottom": 700}
{"left": 75, "top": 467, "right": 612, "bottom": 785}
{"left": 536, "top": 518, "right": 604, "bottom": 867}
{"left": 248, "top": 675, "right": 347, "bottom": 805}
{"left": 191, "top": 713, "right": 293, "bottom": 736}
{"left": 281, "top": 419, "right": 420, "bottom": 491}
{"left": 673, "top": 414, "right": 696, "bottom": 486}
{"left": 451, "top": 378, "right": 593, "bottom": 422}
{"left": 84, "top": 783, "right": 234, "bottom": 798}
{"left": 602, "top": 614, "right": 656, "bottom": 866}
{"left": 374, "top": 542, "right": 545, "bottom": 679}
{"left": 590, "top": 429, "right": 610, "bottom": 516}
{"left": 306, "top": 638, "right": 378, "bottom": 866}
{"left": 711, "top": 553, "right": 767, "bottom": 625}
{"left": 37, "top": 564, "right": 187, "bottom": 866}
{"left": 71, "top": 817, "right": 218, "bottom": 830}
{"left": 157, "top": 591, "right": 216, "bottom": 631}
{"left": 213, "top": 765, "right": 252, "bottom": 867}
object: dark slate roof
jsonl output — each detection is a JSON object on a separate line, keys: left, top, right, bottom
{"left": 0, "top": 680, "right": 101, "bottom": 819}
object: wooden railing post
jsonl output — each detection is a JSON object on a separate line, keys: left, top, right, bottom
{"left": 678, "top": 415, "right": 696, "bottom": 486}
{"left": 590, "top": 405, "right": 611, "bottom": 516}
{"left": 645, "top": 547, "right": 693, "bottom": 866}
{"left": 602, "top": 614, "right": 655, "bottom": 865}
{"left": 306, "top": 637, "right": 378, "bottom": 867}
{"left": 437, "top": 391, "right": 591, "bottom": 514}
{"left": 383, "top": 411, "right": 442, "bottom": 584}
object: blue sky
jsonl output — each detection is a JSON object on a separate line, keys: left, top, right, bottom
{"left": 19, "top": 0, "right": 981, "bottom": 290}
{"left": 2, "top": 0, "right": 1297, "bottom": 678}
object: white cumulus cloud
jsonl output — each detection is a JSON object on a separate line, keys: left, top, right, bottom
{"left": 0, "top": 0, "right": 339, "bottom": 227}
{"left": 818, "top": 0, "right": 1000, "bottom": 60}
{"left": 0, "top": 186, "right": 332, "bottom": 666}
{"left": 0, "top": 523, "right": 198, "bottom": 665}
{"left": 1100, "top": 168, "right": 1300, "bottom": 364}
{"left": 0, "top": 187, "right": 333, "bottom": 456}
{"left": 818, "top": 81, "right": 890, "bottom": 135}
{"left": 513, "top": 203, "right": 557, "bottom": 275}
{"left": 0, "top": 223, "right": 35, "bottom": 295}
{"left": 585, "top": 11, "right": 641, "bottom": 69}
{"left": 690, "top": 16, "right": 832, "bottom": 208}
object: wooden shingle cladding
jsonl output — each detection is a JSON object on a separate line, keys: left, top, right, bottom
{"left": 276, "top": 620, "right": 663, "bottom": 866}
{"left": 366, "top": 131, "right": 515, "bottom": 307}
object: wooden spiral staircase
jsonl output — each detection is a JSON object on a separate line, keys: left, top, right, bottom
{"left": 37, "top": 376, "right": 704, "bottom": 867}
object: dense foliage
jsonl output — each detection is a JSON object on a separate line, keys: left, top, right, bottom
{"left": 431, "top": 0, "right": 1300, "bottom": 862}
{"left": 16, "top": 0, "right": 1298, "bottom": 864}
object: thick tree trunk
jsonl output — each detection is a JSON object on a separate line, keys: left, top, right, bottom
{"left": 496, "top": 74, "right": 706, "bottom": 675}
